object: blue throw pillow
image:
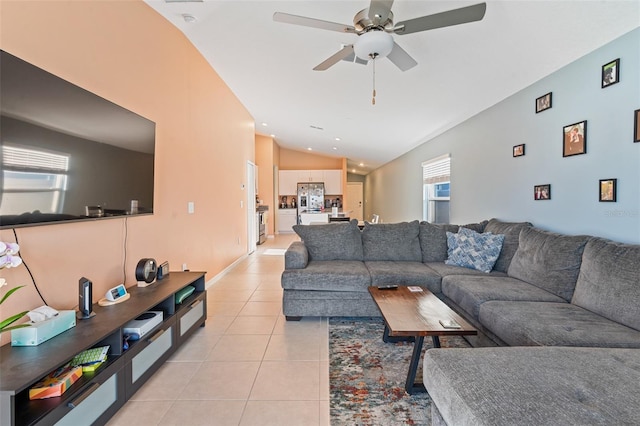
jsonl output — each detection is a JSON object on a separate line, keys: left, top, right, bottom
{"left": 445, "top": 227, "right": 505, "bottom": 273}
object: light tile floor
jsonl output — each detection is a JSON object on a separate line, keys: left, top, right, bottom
{"left": 107, "top": 234, "right": 330, "bottom": 426}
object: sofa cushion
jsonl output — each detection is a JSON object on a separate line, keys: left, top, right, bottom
{"left": 441, "top": 275, "right": 565, "bottom": 319}
{"left": 281, "top": 260, "right": 371, "bottom": 292}
{"left": 293, "top": 220, "right": 363, "bottom": 261}
{"left": 460, "top": 220, "right": 489, "bottom": 233}
{"left": 445, "top": 227, "right": 505, "bottom": 273}
{"left": 424, "top": 346, "right": 640, "bottom": 426}
{"left": 508, "top": 227, "right": 589, "bottom": 301}
{"left": 361, "top": 220, "right": 422, "bottom": 262}
{"left": 483, "top": 218, "right": 533, "bottom": 272}
{"left": 418, "top": 222, "right": 459, "bottom": 262}
{"left": 571, "top": 237, "right": 640, "bottom": 331}
{"left": 365, "top": 261, "right": 442, "bottom": 293}
{"left": 479, "top": 301, "right": 640, "bottom": 347}
{"left": 284, "top": 241, "right": 308, "bottom": 269}
{"left": 283, "top": 289, "right": 381, "bottom": 317}
{"left": 426, "top": 262, "right": 508, "bottom": 278}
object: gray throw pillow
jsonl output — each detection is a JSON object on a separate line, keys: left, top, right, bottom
{"left": 508, "top": 227, "right": 589, "bottom": 301}
{"left": 293, "top": 219, "right": 363, "bottom": 261}
{"left": 362, "top": 220, "right": 422, "bottom": 261}
{"left": 483, "top": 218, "right": 533, "bottom": 273}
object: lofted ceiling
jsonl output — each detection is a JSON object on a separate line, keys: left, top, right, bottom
{"left": 145, "top": 0, "right": 639, "bottom": 174}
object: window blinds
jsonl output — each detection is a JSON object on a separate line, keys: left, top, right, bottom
{"left": 422, "top": 154, "right": 450, "bottom": 184}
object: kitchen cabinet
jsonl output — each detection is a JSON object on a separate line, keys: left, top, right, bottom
{"left": 279, "top": 169, "right": 343, "bottom": 195}
{"left": 278, "top": 170, "right": 299, "bottom": 195}
{"left": 298, "top": 170, "right": 324, "bottom": 182}
{"left": 323, "top": 170, "right": 342, "bottom": 194}
{"left": 278, "top": 209, "right": 297, "bottom": 233}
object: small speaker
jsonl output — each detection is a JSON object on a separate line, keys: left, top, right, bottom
{"left": 77, "top": 277, "right": 96, "bottom": 320}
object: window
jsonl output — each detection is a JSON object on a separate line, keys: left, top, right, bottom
{"left": 1, "top": 145, "right": 70, "bottom": 215}
{"left": 422, "top": 154, "right": 450, "bottom": 223}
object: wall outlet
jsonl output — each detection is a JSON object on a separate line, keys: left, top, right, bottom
{"left": 182, "top": 263, "right": 188, "bottom": 271}
{"left": 240, "top": 200, "right": 244, "bottom": 208}
{"left": 188, "top": 202, "right": 194, "bottom": 214}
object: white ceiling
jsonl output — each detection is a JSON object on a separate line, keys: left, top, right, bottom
{"left": 145, "top": 0, "right": 639, "bottom": 174}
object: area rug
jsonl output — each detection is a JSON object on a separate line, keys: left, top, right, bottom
{"left": 329, "top": 317, "right": 471, "bottom": 425}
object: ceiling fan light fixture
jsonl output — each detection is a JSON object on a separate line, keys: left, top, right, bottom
{"left": 354, "top": 31, "right": 393, "bottom": 61}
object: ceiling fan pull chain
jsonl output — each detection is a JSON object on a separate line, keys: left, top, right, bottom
{"left": 372, "top": 56, "right": 376, "bottom": 105}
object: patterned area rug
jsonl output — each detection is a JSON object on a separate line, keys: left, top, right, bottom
{"left": 329, "top": 317, "right": 471, "bottom": 425}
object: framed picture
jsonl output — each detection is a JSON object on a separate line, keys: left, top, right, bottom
{"left": 599, "top": 179, "right": 617, "bottom": 202}
{"left": 513, "top": 144, "right": 525, "bottom": 157}
{"left": 634, "top": 109, "right": 640, "bottom": 142}
{"left": 602, "top": 58, "right": 620, "bottom": 88}
{"left": 535, "top": 92, "right": 552, "bottom": 113}
{"left": 563, "top": 120, "right": 587, "bottom": 157}
{"left": 534, "top": 184, "right": 551, "bottom": 200}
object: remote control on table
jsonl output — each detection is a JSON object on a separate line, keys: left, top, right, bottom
{"left": 377, "top": 285, "right": 398, "bottom": 290}
{"left": 439, "top": 319, "right": 462, "bottom": 329}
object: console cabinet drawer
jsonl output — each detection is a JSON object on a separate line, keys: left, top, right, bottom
{"left": 124, "top": 317, "right": 176, "bottom": 399}
{"left": 176, "top": 291, "right": 206, "bottom": 345}
{"left": 36, "top": 359, "right": 125, "bottom": 426}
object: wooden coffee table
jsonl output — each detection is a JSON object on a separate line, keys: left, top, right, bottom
{"left": 369, "top": 285, "right": 477, "bottom": 394}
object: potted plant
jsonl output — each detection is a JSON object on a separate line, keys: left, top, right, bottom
{"left": 0, "top": 241, "right": 30, "bottom": 333}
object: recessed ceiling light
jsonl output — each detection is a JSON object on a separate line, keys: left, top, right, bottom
{"left": 332, "top": 146, "right": 338, "bottom": 151}
{"left": 307, "top": 147, "right": 313, "bottom": 151}
{"left": 261, "top": 122, "right": 268, "bottom": 127}
{"left": 335, "top": 137, "right": 341, "bottom": 141}
{"left": 359, "top": 163, "right": 364, "bottom": 167}
{"left": 352, "top": 169, "right": 356, "bottom": 173}
{"left": 270, "top": 134, "right": 276, "bottom": 138}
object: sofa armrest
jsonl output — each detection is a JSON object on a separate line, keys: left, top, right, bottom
{"left": 285, "top": 241, "right": 309, "bottom": 269}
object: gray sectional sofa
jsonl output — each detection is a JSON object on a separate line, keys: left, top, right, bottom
{"left": 281, "top": 218, "right": 640, "bottom": 425}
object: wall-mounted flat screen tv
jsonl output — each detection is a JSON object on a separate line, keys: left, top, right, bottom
{"left": 1, "top": 50, "right": 155, "bottom": 229}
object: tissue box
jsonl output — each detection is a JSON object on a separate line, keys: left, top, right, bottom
{"left": 11, "top": 310, "right": 76, "bottom": 346}
{"left": 29, "top": 364, "right": 83, "bottom": 400}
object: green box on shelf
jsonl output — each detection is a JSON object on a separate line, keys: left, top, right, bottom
{"left": 11, "top": 310, "right": 76, "bottom": 346}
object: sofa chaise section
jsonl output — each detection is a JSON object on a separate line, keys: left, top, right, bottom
{"left": 425, "top": 346, "right": 640, "bottom": 426}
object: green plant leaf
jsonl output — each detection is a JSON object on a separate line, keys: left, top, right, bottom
{"left": 0, "top": 310, "right": 29, "bottom": 332}
{"left": 0, "top": 285, "right": 25, "bottom": 305}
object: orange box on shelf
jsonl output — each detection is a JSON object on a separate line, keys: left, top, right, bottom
{"left": 29, "top": 364, "right": 83, "bottom": 400}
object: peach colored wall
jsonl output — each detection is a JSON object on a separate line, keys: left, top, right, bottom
{"left": 0, "top": 1, "right": 254, "bottom": 344}
{"left": 279, "top": 148, "right": 343, "bottom": 170}
{"left": 255, "top": 134, "right": 275, "bottom": 235}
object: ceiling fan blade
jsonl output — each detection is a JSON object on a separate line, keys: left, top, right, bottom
{"left": 368, "top": 0, "right": 394, "bottom": 25}
{"left": 273, "top": 12, "right": 356, "bottom": 33}
{"left": 313, "top": 45, "right": 355, "bottom": 71}
{"left": 387, "top": 42, "right": 417, "bottom": 71}
{"left": 394, "top": 2, "right": 486, "bottom": 35}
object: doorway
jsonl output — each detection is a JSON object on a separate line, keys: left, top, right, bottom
{"left": 346, "top": 182, "right": 364, "bottom": 222}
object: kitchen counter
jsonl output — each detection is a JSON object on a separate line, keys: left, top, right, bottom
{"left": 298, "top": 209, "right": 351, "bottom": 225}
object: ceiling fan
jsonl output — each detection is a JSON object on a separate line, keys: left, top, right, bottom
{"left": 273, "top": 0, "right": 487, "bottom": 72}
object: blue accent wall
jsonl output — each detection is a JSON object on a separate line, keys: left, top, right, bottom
{"left": 366, "top": 28, "right": 640, "bottom": 243}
